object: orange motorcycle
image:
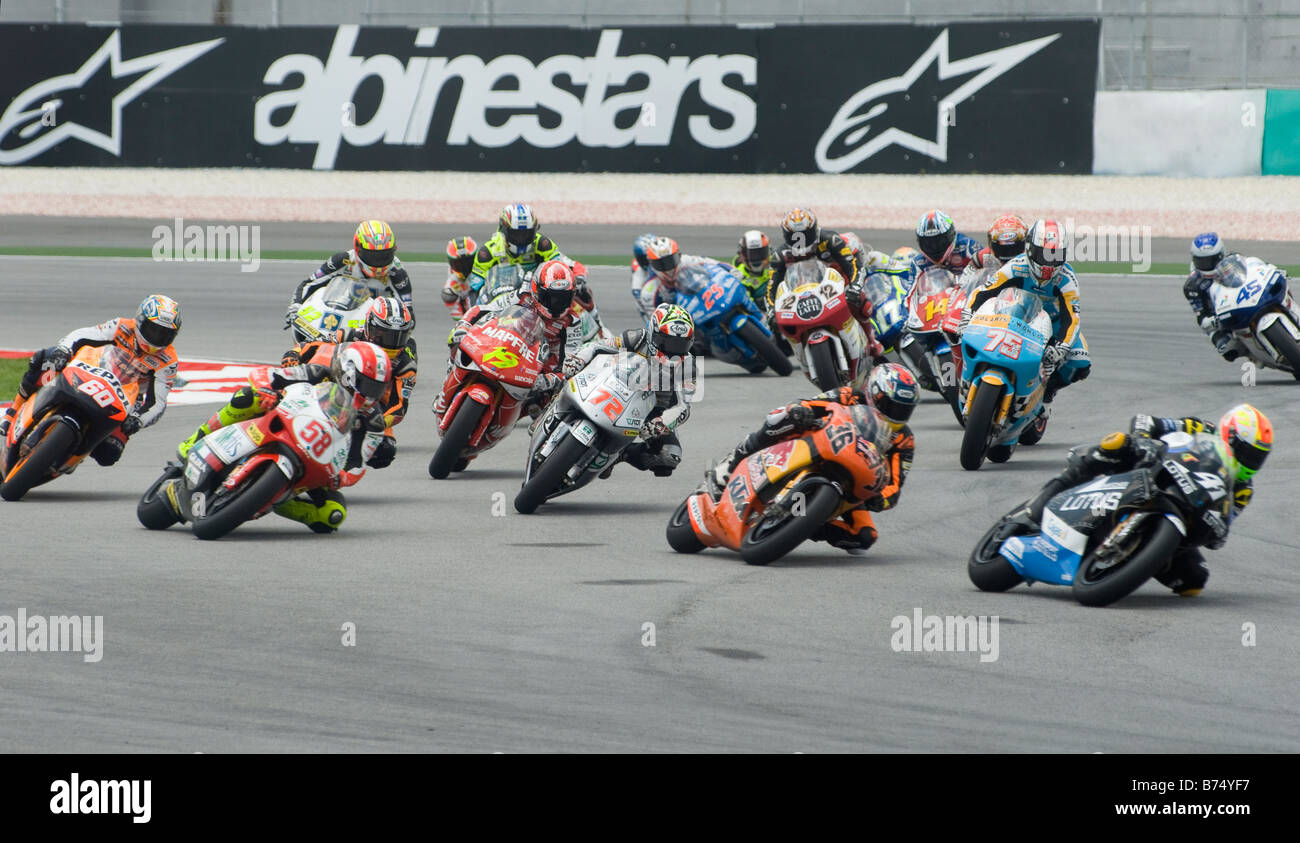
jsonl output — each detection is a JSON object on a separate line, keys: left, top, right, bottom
{"left": 666, "top": 401, "right": 889, "bottom": 565}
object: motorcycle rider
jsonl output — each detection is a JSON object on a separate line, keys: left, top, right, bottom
{"left": 557, "top": 303, "right": 698, "bottom": 478}
{"left": 1183, "top": 232, "right": 1253, "bottom": 362}
{"left": 709, "top": 363, "right": 919, "bottom": 555}
{"left": 963, "top": 219, "right": 1091, "bottom": 433}
{"left": 630, "top": 232, "right": 662, "bottom": 311}
{"left": 435, "top": 259, "right": 578, "bottom": 453}
{"left": 1, "top": 295, "right": 182, "bottom": 467}
{"left": 468, "top": 204, "right": 563, "bottom": 298}
{"left": 439, "top": 236, "right": 478, "bottom": 319}
{"left": 1022, "top": 404, "right": 1272, "bottom": 596}
{"left": 286, "top": 221, "right": 413, "bottom": 328}
{"left": 174, "top": 342, "right": 393, "bottom": 533}
{"left": 911, "top": 210, "right": 983, "bottom": 277}
{"left": 733, "top": 229, "right": 776, "bottom": 306}
{"left": 767, "top": 208, "right": 860, "bottom": 302}
{"left": 971, "top": 214, "right": 1028, "bottom": 271}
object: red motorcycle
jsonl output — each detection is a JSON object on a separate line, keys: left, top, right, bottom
{"left": 772, "top": 261, "right": 871, "bottom": 391}
{"left": 899, "top": 266, "right": 962, "bottom": 423}
{"left": 941, "top": 264, "right": 999, "bottom": 385}
{"left": 429, "top": 305, "right": 547, "bottom": 478}
{"left": 136, "top": 380, "right": 359, "bottom": 540}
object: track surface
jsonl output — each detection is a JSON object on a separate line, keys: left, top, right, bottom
{"left": 2, "top": 254, "right": 1298, "bottom": 752}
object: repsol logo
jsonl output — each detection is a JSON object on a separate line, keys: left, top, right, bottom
{"left": 255, "top": 26, "right": 758, "bottom": 169}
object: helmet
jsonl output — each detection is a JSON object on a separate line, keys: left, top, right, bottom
{"left": 863, "top": 249, "right": 891, "bottom": 273}
{"left": 330, "top": 341, "right": 392, "bottom": 414}
{"left": 1191, "top": 232, "right": 1225, "bottom": 274}
{"left": 645, "top": 236, "right": 682, "bottom": 285}
{"left": 632, "top": 233, "right": 659, "bottom": 268}
{"left": 781, "top": 208, "right": 819, "bottom": 254}
{"left": 362, "top": 297, "right": 414, "bottom": 358}
{"left": 915, "top": 210, "right": 956, "bottom": 263}
{"left": 499, "top": 203, "right": 538, "bottom": 257}
{"left": 1216, "top": 403, "right": 1272, "bottom": 482}
{"left": 737, "top": 230, "right": 772, "bottom": 275}
{"left": 892, "top": 246, "right": 918, "bottom": 264}
{"left": 987, "top": 213, "right": 1028, "bottom": 262}
{"left": 353, "top": 220, "right": 396, "bottom": 279}
{"left": 134, "top": 294, "right": 182, "bottom": 352}
{"left": 649, "top": 303, "right": 695, "bottom": 359}
{"left": 446, "top": 236, "right": 477, "bottom": 279}
{"left": 530, "top": 259, "right": 576, "bottom": 318}
{"left": 866, "top": 363, "right": 919, "bottom": 431}
{"left": 1025, "top": 219, "right": 1069, "bottom": 282}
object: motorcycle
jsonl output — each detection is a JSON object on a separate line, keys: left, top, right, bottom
{"left": 136, "top": 381, "right": 357, "bottom": 540}
{"left": 3, "top": 344, "right": 148, "bottom": 501}
{"left": 862, "top": 269, "right": 910, "bottom": 357}
{"left": 666, "top": 400, "right": 889, "bottom": 566}
{"left": 957, "top": 287, "right": 1052, "bottom": 470}
{"left": 514, "top": 350, "right": 676, "bottom": 513}
{"left": 428, "top": 304, "right": 547, "bottom": 479}
{"left": 773, "top": 261, "right": 870, "bottom": 391}
{"left": 968, "top": 430, "right": 1232, "bottom": 606}
{"left": 942, "top": 263, "right": 1000, "bottom": 382}
{"left": 675, "top": 261, "right": 793, "bottom": 376}
{"left": 291, "top": 276, "right": 377, "bottom": 344}
{"left": 898, "top": 266, "right": 962, "bottom": 422}
{"left": 1208, "top": 254, "right": 1300, "bottom": 378}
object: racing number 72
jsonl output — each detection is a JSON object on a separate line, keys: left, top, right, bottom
{"left": 589, "top": 388, "right": 625, "bottom": 422}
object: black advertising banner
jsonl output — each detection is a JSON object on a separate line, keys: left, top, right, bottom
{"left": 0, "top": 21, "right": 1098, "bottom": 173}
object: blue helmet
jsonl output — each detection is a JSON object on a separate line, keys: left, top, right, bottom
{"left": 633, "top": 233, "right": 658, "bottom": 268}
{"left": 1191, "top": 232, "right": 1224, "bottom": 273}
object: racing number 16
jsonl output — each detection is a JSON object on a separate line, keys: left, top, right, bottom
{"left": 298, "top": 419, "right": 333, "bottom": 457}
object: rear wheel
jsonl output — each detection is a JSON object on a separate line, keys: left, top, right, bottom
{"left": 1262, "top": 319, "right": 1300, "bottom": 381}
{"left": 738, "top": 320, "right": 793, "bottom": 376}
{"left": 807, "top": 340, "right": 843, "bottom": 391}
{"left": 740, "top": 480, "right": 841, "bottom": 566}
{"left": 191, "top": 463, "right": 289, "bottom": 541}
{"left": 666, "top": 497, "right": 707, "bottom": 553}
{"left": 960, "top": 380, "right": 1002, "bottom": 471}
{"left": 430, "top": 400, "right": 489, "bottom": 479}
{"left": 1, "top": 420, "right": 77, "bottom": 502}
{"left": 1072, "top": 516, "right": 1182, "bottom": 607}
{"left": 137, "top": 465, "right": 182, "bottom": 530}
{"left": 968, "top": 517, "right": 1029, "bottom": 592}
{"left": 514, "top": 433, "right": 590, "bottom": 514}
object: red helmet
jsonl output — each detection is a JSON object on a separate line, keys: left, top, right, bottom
{"left": 987, "top": 214, "right": 1028, "bottom": 262}
{"left": 330, "top": 341, "right": 392, "bottom": 414}
{"left": 645, "top": 236, "right": 682, "bottom": 286}
{"left": 1025, "top": 219, "right": 1068, "bottom": 282}
{"left": 446, "top": 236, "right": 477, "bottom": 279}
{"left": 362, "top": 297, "right": 414, "bottom": 358}
{"left": 530, "top": 260, "right": 576, "bottom": 318}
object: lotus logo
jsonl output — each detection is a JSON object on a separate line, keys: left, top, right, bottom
{"left": 814, "top": 29, "right": 1059, "bottom": 173}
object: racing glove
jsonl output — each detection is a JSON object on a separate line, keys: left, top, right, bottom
{"left": 1198, "top": 315, "right": 1219, "bottom": 334}
{"left": 1041, "top": 340, "right": 1067, "bottom": 375}
{"left": 844, "top": 280, "right": 869, "bottom": 314}
{"left": 48, "top": 346, "right": 71, "bottom": 371}
{"left": 367, "top": 435, "right": 396, "bottom": 468}
{"left": 119, "top": 413, "right": 142, "bottom": 436}
{"left": 531, "top": 373, "right": 563, "bottom": 395}
{"left": 639, "top": 418, "right": 670, "bottom": 440}
{"left": 284, "top": 301, "right": 300, "bottom": 330}
{"left": 957, "top": 308, "right": 972, "bottom": 337}
{"left": 786, "top": 403, "right": 818, "bottom": 430}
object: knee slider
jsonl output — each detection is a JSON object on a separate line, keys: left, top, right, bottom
{"left": 229, "top": 386, "right": 257, "bottom": 409}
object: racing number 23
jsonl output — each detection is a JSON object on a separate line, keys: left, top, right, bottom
{"left": 297, "top": 419, "right": 333, "bottom": 457}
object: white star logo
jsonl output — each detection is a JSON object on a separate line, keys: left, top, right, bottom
{"left": 814, "top": 29, "right": 1059, "bottom": 173}
{"left": 0, "top": 30, "right": 224, "bottom": 164}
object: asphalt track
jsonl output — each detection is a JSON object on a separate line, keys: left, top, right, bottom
{"left": 1, "top": 252, "right": 1298, "bottom": 753}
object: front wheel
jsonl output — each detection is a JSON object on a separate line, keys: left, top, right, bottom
{"left": 740, "top": 479, "right": 841, "bottom": 566}
{"left": 737, "top": 320, "right": 794, "bottom": 376}
{"left": 1072, "top": 515, "right": 1182, "bottom": 607}
{"left": 806, "top": 340, "right": 843, "bottom": 391}
{"left": 1262, "top": 319, "right": 1300, "bottom": 381}
{"left": 137, "top": 465, "right": 182, "bottom": 529}
{"left": 968, "top": 517, "right": 1029, "bottom": 592}
{"left": 1, "top": 420, "right": 77, "bottom": 502}
{"left": 430, "top": 399, "right": 489, "bottom": 479}
{"left": 191, "top": 462, "right": 289, "bottom": 541}
{"left": 959, "top": 380, "right": 1003, "bottom": 471}
{"left": 666, "top": 497, "right": 707, "bottom": 553}
{"left": 514, "top": 433, "right": 590, "bottom": 514}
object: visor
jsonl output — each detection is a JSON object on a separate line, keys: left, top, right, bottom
{"left": 1029, "top": 245, "right": 1066, "bottom": 268}
{"left": 874, "top": 394, "right": 916, "bottom": 425}
{"left": 538, "top": 287, "right": 574, "bottom": 316}
{"left": 649, "top": 253, "right": 681, "bottom": 274}
{"left": 505, "top": 227, "right": 535, "bottom": 248}
{"left": 991, "top": 240, "right": 1024, "bottom": 261}
{"left": 655, "top": 332, "right": 693, "bottom": 357}
{"left": 1234, "top": 438, "right": 1268, "bottom": 472}
{"left": 741, "top": 246, "right": 768, "bottom": 272}
{"left": 1192, "top": 253, "right": 1222, "bottom": 273}
{"left": 368, "top": 324, "right": 411, "bottom": 351}
{"left": 138, "top": 320, "right": 178, "bottom": 348}
{"left": 358, "top": 247, "right": 395, "bottom": 269}
{"left": 917, "top": 233, "right": 954, "bottom": 262}
{"left": 355, "top": 373, "right": 387, "bottom": 402}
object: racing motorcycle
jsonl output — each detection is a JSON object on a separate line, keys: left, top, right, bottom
{"left": 3, "top": 344, "right": 143, "bottom": 501}
{"left": 291, "top": 277, "right": 377, "bottom": 344}
{"left": 428, "top": 304, "right": 546, "bottom": 479}
{"left": 666, "top": 400, "right": 889, "bottom": 566}
{"left": 899, "top": 266, "right": 962, "bottom": 422}
{"left": 773, "top": 261, "right": 870, "bottom": 391}
{"left": 862, "top": 269, "right": 910, "bottom": 358}
{"left": 1208, "top": 255, "right": 1300, "bottom": 378}
{"left": 968, "top": 430, "right": 1232, "bottom": 606}
{"left": 137, "top": 381, "right": 357, "bottom": 540}
{"left": 958, "top": 287, "right": 1051, "bottom": 470}
{"left": 675, "top": 262, "right": 793, "bottom": 376}
{"left": 943, "top": 263, "right": 1000, "bottom": 382}
{"left": 514, "top": 350, "right": 678, "bottom": 513}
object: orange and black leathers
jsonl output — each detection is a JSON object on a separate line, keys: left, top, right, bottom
{"left": 767, "top": 229, "right": 860, "bottom": 310}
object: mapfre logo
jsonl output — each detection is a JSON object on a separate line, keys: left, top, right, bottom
{"left": 256, "top": 26, "right": 757, "bottom": 169}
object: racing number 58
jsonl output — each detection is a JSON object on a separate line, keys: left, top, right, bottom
{"left": 297, "top": 419, "right": 333, "bottom": 457}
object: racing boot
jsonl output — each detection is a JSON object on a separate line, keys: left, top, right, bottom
{"left": 1019, "top": 405, "right": 1049, "bottom": 446}
{"left": 273, "top": 489, "right": 347, "bottom": 534}
{"left": 815, "top": 510, "right": 878, "bottom": 557}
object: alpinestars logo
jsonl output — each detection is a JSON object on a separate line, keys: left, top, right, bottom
{"left": 0, "top": 30, "right": 223, "bottom": 164}
{"left": 814, "top": 29, "right": 1058, "bottom": 173}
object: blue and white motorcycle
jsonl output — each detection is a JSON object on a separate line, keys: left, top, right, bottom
{"left": 1209, "top": 254, "right": 1300, "bottom": 379}
{"left": 674, "top": 261, "right": 792, "bottom": 376}
{"left": 968, "top": 430, "right": 1232, "bottom": 607}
